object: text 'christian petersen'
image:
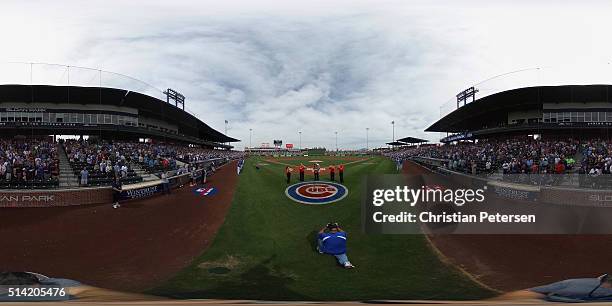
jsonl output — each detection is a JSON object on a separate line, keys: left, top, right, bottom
{"left": 372, "top": 211, "right": 536, "bottom": 224}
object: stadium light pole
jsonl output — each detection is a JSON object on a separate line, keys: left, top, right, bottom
{"left": 225, "top": 120, "right": 229, "bottom": 148}
{"left": 298, "top": 131, "right": 302, "bottom": 150}
{"left": 249, "top": 128, "right": 252, "bottom": 152}
{"left": 366, "top": 127, "right": 369, "bottom": 151}
{"left": 335, "top": 131, "right": 338, "bottom": 152}
{"left": 391, "top": 120, "right": 395, "bottom": 142}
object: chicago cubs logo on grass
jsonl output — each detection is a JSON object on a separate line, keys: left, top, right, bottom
{"left": 285, "top": 182, "right": 348, "bottom": 205}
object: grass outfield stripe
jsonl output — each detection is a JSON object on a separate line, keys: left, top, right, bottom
{"left": 149, "top": 156, "right": 495, "bottom": 301}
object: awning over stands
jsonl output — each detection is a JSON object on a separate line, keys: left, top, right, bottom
{"left": 387, "top": 136, "right": 428, "bottom": 147}
{"left": 386, "top": 141, "right": 408, "bottom": 146}
{"left": 396, "top": 136, "right": 428, "bottom": 144}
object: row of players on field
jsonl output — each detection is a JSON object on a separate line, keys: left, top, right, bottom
{"left": 285, "top": 163, "right": 345, "bottom": 183}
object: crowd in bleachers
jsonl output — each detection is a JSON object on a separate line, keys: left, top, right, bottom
{"left": 128, "top": 142, "right": 244, "bottom": 173}
{"left": 580, "top": 140, "right": 612, "bottom": 175}
{"left": 175, "top": 147, "right": 245, "bottom": 164}
{"left": 0, "top": 138, "right": 244, "bottom": 189}
{"left": 385, "top": 137, "right": 612, "bottom": 188}
{"left": 64, "top": 140, "right": 245, "bottom": 186}
{"left": 386, "top": 139, "right": 579, "bottom": 175}
{"left": 64, "top": 140, "right": 143, "bottom": 186}
{"left": 0, "top": 138, "right": 59, "bottom": 188}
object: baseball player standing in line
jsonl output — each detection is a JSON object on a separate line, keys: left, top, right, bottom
{"left": 329, "top": 164, "right": 335, "bottom": 181}
{"left": 314, "top": 163, "right": 320, "bottom": 181}
{"left": 299, "top": 164, "right": 305, "bottom": 181}
{"left": 338, "top": 164, "right": 344, "bottom": 183}
{"left": 285, "top": 166, "right": 292, "bottom": 184}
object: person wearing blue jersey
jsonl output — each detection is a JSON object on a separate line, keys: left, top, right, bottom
{"left": 316, "top": 223, "right": 355, "bottom": 269}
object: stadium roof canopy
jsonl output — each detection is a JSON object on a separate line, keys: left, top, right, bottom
{"left": 396, "top": 136, "right": 428, "bottom": 144}
{"left": 0, "top": 84, "right": 238, "bottom": 145}
{"left": 386, "top": 141, "right": 409, "bottom": 146}
{"left": 426, "top": 84, "right": 612, "bottom": 133}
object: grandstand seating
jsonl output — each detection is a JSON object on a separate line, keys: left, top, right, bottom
{"left": 385, "top": 138, "right": 612, "bottom": 188}
{"left": 0, "top": 138, "right": 241, "bottom": 189}
{"left": 0, "top": 139, "right": 60, "bottom": 189}
{"left": 69, "top": 161, "right": 143, "bottom": 186}
{"left": 63, "top": 140, "right": 244, "bottom": 187}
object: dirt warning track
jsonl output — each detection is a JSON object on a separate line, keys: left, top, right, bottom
{"left": 0, "top": 161, "right": 239, "bottom": 292}
{"left": 404, "top": 160, "right": 612, "bottom": 292}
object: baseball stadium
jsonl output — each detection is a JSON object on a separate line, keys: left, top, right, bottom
{"left": 0, "top": 69, "right": 490, "bottom": 300}
{"left": 3, "top": 61, "right": 612, "bottom": 306}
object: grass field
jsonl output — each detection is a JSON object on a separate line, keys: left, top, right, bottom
{"left": 150, "top": 156, "right": 494, "bottom": 301}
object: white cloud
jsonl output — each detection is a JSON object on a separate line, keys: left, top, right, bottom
{"left": 1, "top": 0, "right": 612, "bottom": 149}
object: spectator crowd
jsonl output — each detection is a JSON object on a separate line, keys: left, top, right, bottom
{"left": 64, "top": 140, "right": 142, "bottom": 186}
{"left": 0, "top": 138, "right": 243, "bottom": 189}
{"left": 64, "top": 140, "right": 244, "bottom": 186}
{"left": 0, "top": 138, "right": 60, "bottom": 187}
{"left": 383, "top": 138, "right": 612, "bottom": 179}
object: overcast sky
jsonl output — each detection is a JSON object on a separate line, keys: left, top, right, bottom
{"left": 1, "top": 0, "right": 612, "bottom": 149}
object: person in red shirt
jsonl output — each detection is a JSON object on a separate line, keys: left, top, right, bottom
{"left": 299, "top": 164, "right": 305, "bottom": 181}
{"left": 329, "top": 165, "right": 335, "bottom": 181}
{"left": 531, "top": 163, "right": 539, "bottom": 174}
{"left": 555, "top": 162, "right": 565, "bottom": 174}
{"left": 285, "top": 166, "right": 292, "bottom": 184}
{"left": 338, "top": 164, "right": 344, "bottom": 183}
